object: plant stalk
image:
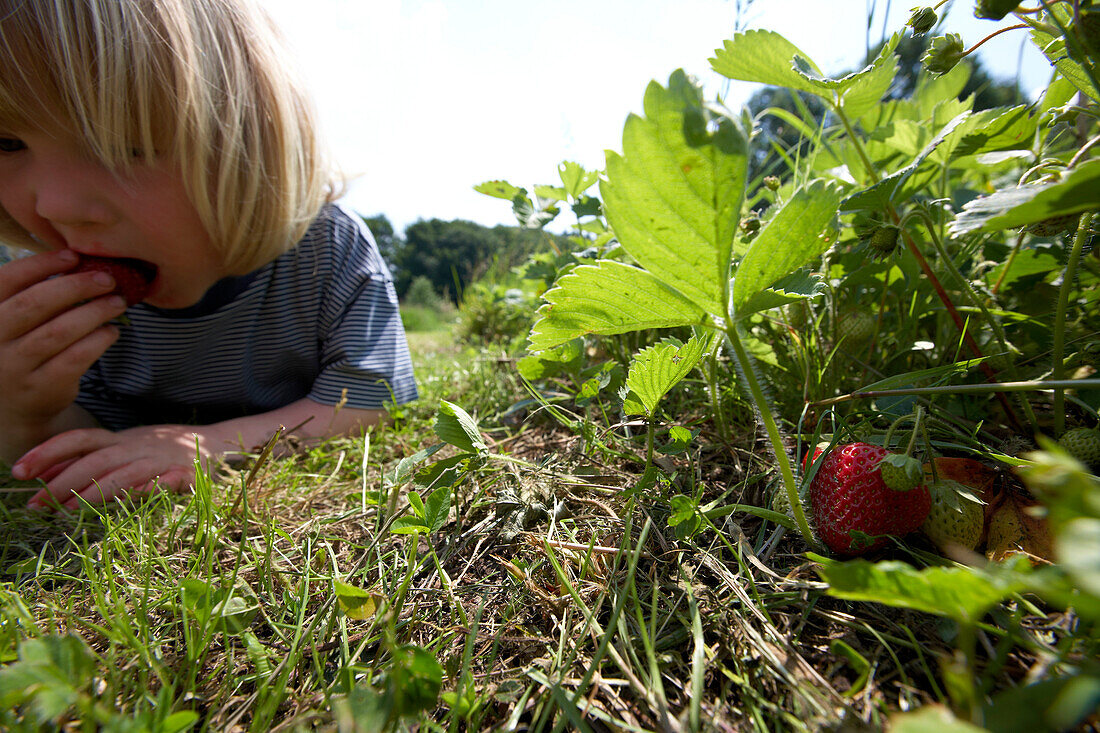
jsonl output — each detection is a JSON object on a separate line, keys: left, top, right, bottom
{"left": 724, "top": 325, "right": 818, "bottom": 550}
{"left": 1052, "top": 212, "right": 1094, "bottom": 435}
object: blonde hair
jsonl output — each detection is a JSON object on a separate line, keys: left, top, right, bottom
{"left": 0, "top": 0, "right": 338, "bottom": 273}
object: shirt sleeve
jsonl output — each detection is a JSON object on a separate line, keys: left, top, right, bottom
{"left": 308, "top": 209, "right": 418, "bottom": 410}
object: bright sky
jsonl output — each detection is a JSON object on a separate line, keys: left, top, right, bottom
{"left": 263, "top": 0, "right": 1053, "bottom": 233}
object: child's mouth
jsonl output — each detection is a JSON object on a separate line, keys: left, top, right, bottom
{"left": 72, "top": 255, "right": 159, "bottom": 305}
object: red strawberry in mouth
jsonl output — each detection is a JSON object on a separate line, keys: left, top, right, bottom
{"left": 72, "top": 255, "right": 157, "bottom": 306}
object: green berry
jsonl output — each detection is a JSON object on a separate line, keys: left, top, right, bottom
{"left": 879, "top": 454, "right": 924, "bottom": 491}
{"left": 922, "top": 33, "right": 967, "bottom": 75}
{"left": 867, "top": 225, "right": 900, "bottom": 256}
{"left": 836, "top": 310, "right": 876, "bottom": 346}
{"left": 763, "top": 175, "right": 781, "bottom": 191}
{"left": 923, "top": 480, "right": 984, "bottom": 552}
{"left": 1060, "top": 427, "right": 1100, "bottom": 469}
{"left": 973, "top": 0, "right": 1020, "bottom": 20}
{"left": 907, "top": 6, "right": 938, "bottom": 35}
{"left": 1024, "top": 213, "right": 1080, "bottom": 237}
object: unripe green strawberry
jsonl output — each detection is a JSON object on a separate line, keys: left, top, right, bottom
{"left": 867, "top": 225, "right": 900, "bottom": 256}
{"left": 879, "top": 454, "right": 924, "bottom": 491}
{"left": 923, "top": 480, "right": 984, "bottom": 552}
{"left": 1024, "top": 213, "right": 1080, "bottom": 237}
{"left": 907, "top": 6, "right": 938, "bottom": 35}
{"left": 973, "top": 0, "right": 1020, "bottom": 20}
{"left": 835, "top": 310, "right": 876, "bottom": 346}
{"left": 985, "top": 503, "right": 1025, "bottom": 558}
{"left": 922, "top": 33, "right": 967, "bottom": 75}
{"left": 1059, "top": 427, "right": 1100, "bottom": 469}
{"left": 763, "top": 175, "right": 781, "bottom": 191}
{"left": 785, "top": 301, "right": 811, "bottom": 330}
{"left": 1076, "top": 9, "right": 1100, "bottom": 57}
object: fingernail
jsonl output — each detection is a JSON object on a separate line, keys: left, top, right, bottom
{"left": 58, "top": 249, "right": 78, "bottom": 264}
{"left": 11, "top": 463, "right": 26, "bottom": 480}
{"left": 107, "top": 295, "right": 127, "bottom": 309}
{"left": 92, "top": 272, "right": 114, "bottom": 288}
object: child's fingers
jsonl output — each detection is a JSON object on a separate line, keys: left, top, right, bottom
{"left": 1, "top": 270, "right": 122, "bottom": 341}
{"left": 61, "top": 465, "right": 193, "bottom": 510}
{"left": 14, "top": 428, "right": 112, "bottom": 482}
{"left": 21, "top": 299, "right": 125, "bottom": 373}
{"left": 0, "top": 249, "right": 79, "bottom": 302}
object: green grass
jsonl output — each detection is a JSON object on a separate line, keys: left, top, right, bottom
{"left": 0, "top": 329, "right": 1084, "bottom": 731}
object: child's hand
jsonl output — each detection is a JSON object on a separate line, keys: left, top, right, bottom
{"left": 17, "top": 425, "right": 209, "bottom": 511}
{"left": 0, "top": 250, "right": 129, "bottom": 451}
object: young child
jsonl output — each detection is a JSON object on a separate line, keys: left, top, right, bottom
{"left": 0, "top": 0, "right": 417, "bottom": 510}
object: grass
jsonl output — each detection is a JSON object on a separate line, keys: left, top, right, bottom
{"left": 0, "top": 326, "right": 1082, "bottom": 731}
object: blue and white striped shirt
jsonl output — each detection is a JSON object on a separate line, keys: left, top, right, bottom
{"left": 76, "top": 203, "right": 418, "bottom": 430}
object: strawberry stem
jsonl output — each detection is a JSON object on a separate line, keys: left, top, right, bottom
{"left": 1052, "top": 212, "right": 1094, "bottom": 436}
{"left": 724, "top": 325, "right": 819, "bottom": 550}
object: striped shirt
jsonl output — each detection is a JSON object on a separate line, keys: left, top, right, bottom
{"left": 76, "top": 203, "right": 418, "bottom": 430}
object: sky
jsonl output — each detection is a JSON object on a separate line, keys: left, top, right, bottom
{"left": 262, "top": 0, "right": 1054, "bottom": 234}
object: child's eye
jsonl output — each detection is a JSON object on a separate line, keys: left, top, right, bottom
{"left": 0, "top": 137, "right": 27, "bottom": 153}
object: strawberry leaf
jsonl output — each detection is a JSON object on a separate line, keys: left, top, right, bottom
{"left": 950, "top": 158, "right": 1100, "bottom": 235}
{"left": 527, "top": 261, "right": 708, "bottom": 352}
{"left": 731, "top": 180, "right": 842, "bottom": 317}
{"left": 710, "top": 30, "right": 823, "bottom": 96}
{"left": 621, "top": 335, "right": 708, "bottom": 419}
{"left": 811, "top": 554, "right": 1026, "bottom": 623}
{"left": 433, "top": 400, "right": 486, "bottom": 455}
{"left": 600, "top": 69, "right": 749, "bottom": 316}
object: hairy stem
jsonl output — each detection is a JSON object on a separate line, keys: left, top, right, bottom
{"left": 724, "top": 324, "right": 818, "bottom": 549}
{"left": 1052, "top": 212, "right": 1094, "bottom": 435}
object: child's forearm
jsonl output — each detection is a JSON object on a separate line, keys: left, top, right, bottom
{"left": 1, "top": 405, "right": 100, "bottom": 465}
{"left": 199, "top": 398, "right": 385, "bottom": 461}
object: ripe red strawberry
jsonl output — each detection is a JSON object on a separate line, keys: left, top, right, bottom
{"left": 807, "top": 442, "right": 932, "bottom": 555}
{"left": 72, "top": 255, "right": 156, "bottom": 306}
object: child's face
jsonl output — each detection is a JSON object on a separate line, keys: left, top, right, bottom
{"left": 0, "top": 127, "right": 228, "bottom": 309}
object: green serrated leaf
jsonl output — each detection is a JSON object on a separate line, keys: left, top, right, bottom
{"left": 710, "top": 30, "right": 823, "bottom": 96}
{"left": 950, "top": 158, "right": 1100, "bottom": 234}
{"left": 433, "top": 400, "right": 487, "bottom": 455}
{"left": 841, "top": 111, "right": 970, "bottom": 211}
{"left": 622, "top": 336, "right": 707, "bottom": 418}
{"left": 534, "top": 184, "right": 568, "bottom": 202}
{"left": 334, "top": 581, "right": 379, "bottom": 620}
{"left": 423, "top": 484, "right": 453, "bottom": 535}
{"left": 527, "top": 260, "right": 708, "bottom": 353}
{"left": 601, "top": 70, "right": 749, "bottom": 316}
{"left": 474, "top": 180, "right": 523, "bottom": 200}
{"left": 735, "top": 269, "right": 824, "bottom": 318}
{"left": 1025, "top": 11, "right": 1100, "bottom": 103}
{"left": 788, "top": 32, "right": 900, "bottom": 118}
{"left": 953, "top": 105, "right": 1037, "bottom": 157}
{"left": 890, "top": 705, "right": 990, "bottom": 733}
{"left": 732, "top": 180, "right": 842, "bottom": 315}
{"left": 812, "top": 555, "right": 1025, "bottom": 623}
{"left": 558, "top": 161, "right": 600, "bottom": 199}
{"left": 390, "top": 645, "right": 444, "bottom": 717}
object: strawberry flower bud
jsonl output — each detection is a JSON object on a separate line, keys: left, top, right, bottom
{"left": 973, "top": 0, "right": 1020, "bottom": 21}
{"left": 907, "top": 6, "right": 937, "bottom": 35}
{"left": 922, "top": 33, "right": 967, "bottom": 75}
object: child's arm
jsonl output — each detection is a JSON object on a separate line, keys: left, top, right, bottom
{"left": 0, "top": 250, "right": 129, "bottom": 463}
{"left": 16, "top": 397, "right": 384, "bottom": 511}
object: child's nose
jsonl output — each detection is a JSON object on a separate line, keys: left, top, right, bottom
{"left": 32, "top": 158, "right": 114, "bottom": 227}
